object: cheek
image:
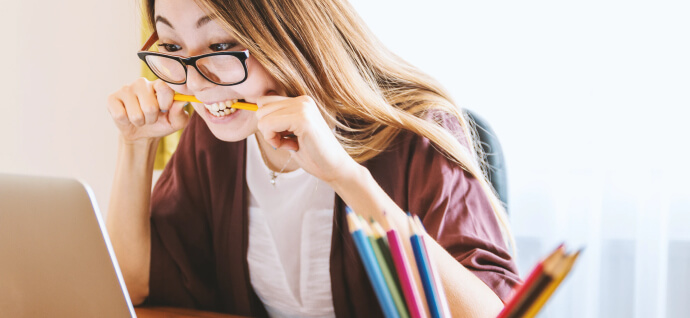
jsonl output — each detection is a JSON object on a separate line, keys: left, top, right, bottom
{"left": 239, "top": 57, "right": 278, "bottom": 95}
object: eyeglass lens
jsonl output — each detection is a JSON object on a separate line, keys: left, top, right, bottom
{"left": 145, "top": 55, "right": 246, "bottom": 85}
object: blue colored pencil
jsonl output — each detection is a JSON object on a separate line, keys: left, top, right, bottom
{"left": 346, "top": 207, "right": 400, "bottom": 318}
{"left": 413, "top": 216, "right": 451, "bottom": 317}
{"left": 409, "top": 215, "right": 443, "bottom": 318}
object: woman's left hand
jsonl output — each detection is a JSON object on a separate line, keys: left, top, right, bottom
{"left": 255, "top": 95, "right": 360, "bottom": 185}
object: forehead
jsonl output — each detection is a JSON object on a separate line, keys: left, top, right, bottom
{"left": 154, "top": 0, "right": 214, "bottom": 31}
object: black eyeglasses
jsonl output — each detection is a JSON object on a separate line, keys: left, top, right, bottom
{"left": 137, "top": 31, "right": 249, "bottom": 86}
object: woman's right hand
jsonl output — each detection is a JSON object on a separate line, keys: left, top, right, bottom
{"left": 107, "top": 78, "right": 190, "bottom": 143}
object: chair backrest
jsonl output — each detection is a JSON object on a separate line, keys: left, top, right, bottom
{"left": 463, "top": 109, "right": 508, "bottom": 212}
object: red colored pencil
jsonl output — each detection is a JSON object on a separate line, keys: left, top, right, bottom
{"left": 497, "top": 244, "right": 564, "bottom": 318}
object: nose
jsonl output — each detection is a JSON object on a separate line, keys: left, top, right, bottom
{"left": 185, "top": 65, "right": 214, "bottom": 92}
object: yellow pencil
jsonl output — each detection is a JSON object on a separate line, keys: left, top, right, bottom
{"left": 522, "top": 249, "right": 582, "bottom": 318}
{"left": 173, "top": 93, "right": 258, "bottom": 111}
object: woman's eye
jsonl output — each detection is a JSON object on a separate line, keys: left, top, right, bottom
{"left": 209, "top": 43, "right": 237, "bottom": 51}
{"left": 159, "top": 43, "right": 182, "bottom": 52}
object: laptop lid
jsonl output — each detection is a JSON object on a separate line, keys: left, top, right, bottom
{"left": 0, "top": 174, "right": 136, "bottom": 317}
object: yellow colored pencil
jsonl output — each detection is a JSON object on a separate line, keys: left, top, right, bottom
{"left": 522, "top": 249, "right": 582, "bottom": 318}
{"left": 173, "top": 93, "right": 258, "bottom": 111}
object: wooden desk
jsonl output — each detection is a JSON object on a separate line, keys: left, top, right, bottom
{"left": 134, "top": 306, "right": 247, "bottom": 318}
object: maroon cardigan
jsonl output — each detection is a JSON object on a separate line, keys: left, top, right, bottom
{"left": 144, "top": 113, "right": 520, "bottom": 317}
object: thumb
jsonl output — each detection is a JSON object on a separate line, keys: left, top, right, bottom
{"left": 168, "top": 101, "right": 191, "bottom": 130}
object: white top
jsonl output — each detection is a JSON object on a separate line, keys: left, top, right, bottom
{"left": 245, "top": 135, "right": 336, "bottom": 318}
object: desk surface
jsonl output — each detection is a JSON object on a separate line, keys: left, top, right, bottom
{"left": 135, "top": 306, "right": 246, "bottom": 318}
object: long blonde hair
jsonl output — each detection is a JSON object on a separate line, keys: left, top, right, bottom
{"left": 144, "top": 0, "right": 515, "bottom": 252}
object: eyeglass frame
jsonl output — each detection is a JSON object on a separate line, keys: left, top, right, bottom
{"left": 137, "top": 31, "right": 250, "bottom": 86}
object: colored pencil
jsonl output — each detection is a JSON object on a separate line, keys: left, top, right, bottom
{"left": 370, "top": 219, "right": 411, "bottom": 318}
{"left": 413, "top": 216, "right": 451, "bottom": 318}
{"left": 346, "top": 208, "right": 399, "bottom": 318}
{"left": 409, "top": 216, "right": 443, "bottom": 318}
{"left": 522, "top": 249, "right": 582, "bottom": 318}
{"left": 385, "top": 224, "right": 427, "bottom": 318}
{"left": 506, "top": 246, "right": 565, "bottom": 318}
{"left": 497, "top": 244, "right": 564, "bottom": 318}
{"left": 173, "top": 93, "right": 258, "bottom": 111}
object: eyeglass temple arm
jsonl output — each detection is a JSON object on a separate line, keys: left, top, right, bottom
{"left": 141, "top": 31, "right": 159, "bottom": 51}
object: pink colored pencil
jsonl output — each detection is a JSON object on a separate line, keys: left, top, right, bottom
{"left": 387, "top": 228, "right": 427, "bottom": 318}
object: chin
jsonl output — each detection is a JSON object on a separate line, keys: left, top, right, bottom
{"left": 208, "top": 128, "right": 253, "bottom": 142}
{"left": 195, "top": 105, "right": 256, "bottom": 142}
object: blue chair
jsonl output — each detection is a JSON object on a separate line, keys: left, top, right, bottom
{"left": 464, "top": 109, "right": 508, "bottom": 212}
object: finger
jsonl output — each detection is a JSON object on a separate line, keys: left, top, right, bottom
{"left": 133, "top": 80, "right": 159, "bottom": 125}
{"left": 257, "top": 95, "right": 291, "bottom": 108}
{"left": 168, "top": 101, "right": 191, "bottom": 131}
{"left": 277, "top": 137, "right": 299, "bottom": 152}
{"left": 107, "top": 93, "right": 131, "bottom": 128}
{"left": 257, "top": 111, "right": 300, "bottom": 148}
{"left": 153, "top": 79, "right": 175, "bottom": 113}
{"left": 121, "top": 90, "right": 146, "bottom": 127}
{"left": 256, "top": 95, "right": 292, "bottom": 119}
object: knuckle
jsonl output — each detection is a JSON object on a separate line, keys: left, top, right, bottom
{"left": 107, "top": 93, "right": 118, "bottom": 105}
{"left": 134, "top": 77, "right": 149, "bottom": 86}
{"left": 299, "top": 95, "right": 314, "bottom": 105}
{"left": 110, "top": 109, "right": 128, "bottom": 124}
{"left": 153, "top": 79, "right": 170, "bottom": 93}
{"left": 130, "top": 115, "right": 145, "bottom": 126}
{"left": 153, "top": 79, "right": 166, "bottom": 88}
{"left": 140, "top": 101, "right": 157, "bottom": 112}
{"left": 142, "top": 108, "right": 156, "bottom": 118}
{"left": 256, "top": 120, "right": 266, "bottom": 131}
{"left": 114, "top": 114, "right": 129, "bottom": 124}
{"left": 122, "top": 84, "right": 134, "bottom": 95}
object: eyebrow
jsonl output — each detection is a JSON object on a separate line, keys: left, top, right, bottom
{"left": 196, "top": 16, "right": 212, "bottom": 28}
{"left": 154, "top": 15, "right": 213, "bottom": 30}
{"left": 154, "top": 16, "right": 174, "bottom": 29}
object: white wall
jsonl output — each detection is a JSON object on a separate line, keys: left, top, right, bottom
{"left": 1, "top": 0, "right": 140, "bottom": 213}
{"left": 350, "top": 0, "right": 690, "bottom": 173}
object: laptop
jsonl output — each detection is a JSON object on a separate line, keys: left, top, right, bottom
{"left": 0, "top": 174, "right": 136, "bottom": 317}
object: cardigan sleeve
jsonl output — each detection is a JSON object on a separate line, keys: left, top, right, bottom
{"left": 405, "top": 117, "right": 521, "bottom": 303}
{"left": 143, "top": 114, "right": 220, "bottom": 310}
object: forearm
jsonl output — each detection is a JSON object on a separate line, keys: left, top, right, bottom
{"left": 329, "top": 165, "right": 410, "bottom": 236}
{"left": 106, "top": 136, "right": 159, "bottom": 305}
{"left": 329, "top": 165, "right": 504, "bottom": 317}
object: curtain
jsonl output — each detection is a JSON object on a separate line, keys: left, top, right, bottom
{"left": 510, "top": 168, "right": 690, "bottom": 317}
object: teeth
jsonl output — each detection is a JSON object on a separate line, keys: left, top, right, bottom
{"left": 203, "top": 100, "right": 241, "bottom": 117}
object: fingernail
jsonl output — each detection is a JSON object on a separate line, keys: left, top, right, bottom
{"left": 272, "top": 146, "right": 277, "bottom": 150}
{"left": 288, "top": 150, "right": 295, "bottom": 153}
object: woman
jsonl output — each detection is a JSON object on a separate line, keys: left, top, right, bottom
{"left": 106, "top": 0, "right": 520, "bottom": 316}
